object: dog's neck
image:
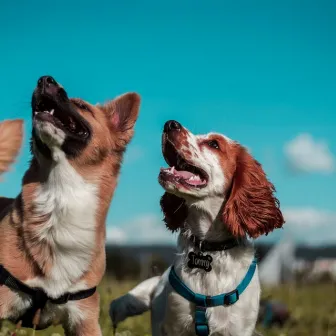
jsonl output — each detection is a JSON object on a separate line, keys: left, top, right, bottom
{"left": 174, "top": 195, "right": 254, "bottom": 293}
{"left": 14, "top": 149, "right": 106, "bottom": 294}
{"left": 181, "top": 195, "right": 235, "bottom": 242}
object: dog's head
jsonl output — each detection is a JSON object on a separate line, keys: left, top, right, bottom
{"left": 31, "top": 76, "right": 140, "bottom": 169}
{"left": 159, "top": 120, "right": 284, "bottom": 239}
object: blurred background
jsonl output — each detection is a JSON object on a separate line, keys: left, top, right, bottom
{"left": 0, "top": 0, "right": 335, "bottom": 335}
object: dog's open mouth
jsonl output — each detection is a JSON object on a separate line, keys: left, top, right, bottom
{"left": 33, "top": 96, "right": 89, "bottom": 139}
{"left": 159, "top": 140, "right": 208, "bottom": 189}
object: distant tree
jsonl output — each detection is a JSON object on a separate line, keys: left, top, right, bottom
{"left": 106, "top": 250, "right": 141, "bottom": 280}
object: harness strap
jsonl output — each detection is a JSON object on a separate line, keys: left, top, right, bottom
{"left": 0, "top": 264, "right": 96, "bottom": 329}
{"left": 0, "top": 265, "right": 36, "bottom": 296}
{"left": 195, "top": 306, "right": 209, "bottom": 336}
{"left": 169, "top": 257, "right": 257, "bottom": 336}
{"left": 51, "top": 287, "right": 97, "bottom": 304}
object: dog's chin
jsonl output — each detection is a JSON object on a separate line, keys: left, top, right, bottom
{"left": 158, "top": 174, "right": 208, "bottom": 199}
{"left": 32, "top": 121, "right": 89, "bottom": 161}
{"left": 34, "top": 119, "right": 66, "bottom": 146}
{"left": 32, "top": 120, "right": 60, "bottom": 154}
{"left": 31, "top": 97, "right": 91, "bottom": 160}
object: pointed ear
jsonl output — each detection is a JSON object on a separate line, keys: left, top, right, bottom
{"left": 0, "top": 119, "right": 24, "bottom": 176}
{"left": 223, "top": 146, "right": 285, "bottom": 239}
{"left": 102, "top": 92, "right": 141, "bottom": 146}
{"left": 160, "top": 192, "right": 188, "bottom": 232}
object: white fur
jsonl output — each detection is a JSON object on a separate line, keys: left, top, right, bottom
{"left": 110, "top": 276, "right": 161, "bottom": 326}
{"left": 34, "top": 119, "right": 66, "bottom": 150}
{"left": 164, "top": 131, "right": 229, "bottom": 200}
{"left": 110, "top": 129, "right": 261, "bottom": 336}
{"left": 29, "top": 148, "right": 98, "bottom": 297}
{"left": 17, "top": 122, "right": 98, "bottom": 327}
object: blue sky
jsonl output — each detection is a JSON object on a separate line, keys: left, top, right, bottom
{"left": 1, "top": 0, "right": 335, "bottom": 245}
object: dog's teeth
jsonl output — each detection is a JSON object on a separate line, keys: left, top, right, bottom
{"left": 50, "top": 109, "right": 54, "bottom": 115}
{"left": 34, "top": 111, "right": 38, "bottom": 115}
{"left": 168, "top": 166, "right": 175, "bottom": 174}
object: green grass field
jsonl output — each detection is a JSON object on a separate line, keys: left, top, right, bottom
{"left": 1, "top": 279, "right": 335, "bottom": 336}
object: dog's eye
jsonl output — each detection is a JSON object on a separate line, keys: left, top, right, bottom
{"left": 207, "top": 140, "right": 219, "bottom": 149}
{"left": 79, "top": 103, "right": 90, "bottom": 111}
{"left": 73, "top": 101, "right": 90, "bottom": 111}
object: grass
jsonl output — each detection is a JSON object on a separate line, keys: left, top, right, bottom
{"left": 1, "top": 279, "right": 335, "bottom": 336}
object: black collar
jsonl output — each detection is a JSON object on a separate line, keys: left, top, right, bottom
{"left": 0, "top": 264, "right": 96, "bottom": 329}
{"left": 190, "top": 234, "right": 239, "bottom": 252}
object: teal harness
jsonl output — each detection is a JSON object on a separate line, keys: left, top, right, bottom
{"left": 168, "top": 257, "right": 258, "bottom": 336}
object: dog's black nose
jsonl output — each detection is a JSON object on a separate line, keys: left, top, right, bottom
{"left": 164, "top": 120, "right": 181, "bottom": 132}
{"left": 37, "top": 76, "right": 57, "bottom": 88}
{"left": 37, "top": 76, "right": 60, "bottom": 96}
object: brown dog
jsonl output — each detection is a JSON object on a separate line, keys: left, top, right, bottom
{"left": 0, "top": 76, "right": 140, "bottom": 335}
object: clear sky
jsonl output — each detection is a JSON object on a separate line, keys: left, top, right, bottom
{"left": 1, "top": 0, "right": 335, "bottom": 246}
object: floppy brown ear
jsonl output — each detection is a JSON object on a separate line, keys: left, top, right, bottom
{"left": 160, "top": 192, "right": 188, "bottom": 232}
{"left": 102, "top": 92, "right": 141, "bottom": 147}
{"left": 223, "top": 146, "right": 285, "bottom": 239}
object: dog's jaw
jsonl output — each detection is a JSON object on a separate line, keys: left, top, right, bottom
{"left": 31, "top": 76, "right": 91, "bottom": 162}
{"left": 34, "top": 118, "right": 66, "bottom": 147}
{"left": 33, "top": 121, "right": 67, "bottom": 161}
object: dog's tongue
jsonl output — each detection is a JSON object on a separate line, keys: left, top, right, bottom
{"left": 162, "top": 166, "right": 205, "bottom": 186}
{"left": 175, "top": 170, "right": 195, "bottom": 179}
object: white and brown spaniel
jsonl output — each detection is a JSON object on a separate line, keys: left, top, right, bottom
{"left": 110, "top": 120, "right": 285, "bottom": 336}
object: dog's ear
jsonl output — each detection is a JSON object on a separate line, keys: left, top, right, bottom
{"left": 223, "top": 146, "right": 285, "bottom": 239}
{"left": 0, "top": 119, "right": 24, "bottom": 177}
{"left": 160, "top": 192, "right": 188, "bottom": 232}
{"left": 102, "top": 93, "right": 141, "bottom": 146}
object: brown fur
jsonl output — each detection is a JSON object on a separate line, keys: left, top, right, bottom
{"left": 0, "top": 93, "right": 140, "bottom": 334}
{"left": 0, "top": 119, "right": 24, "bottom": 177}
{"left": 63, "top": 291, "right": 101, "bottom": 336}
{"left": 222, "top": 144, "right": 284, "bottom": 238}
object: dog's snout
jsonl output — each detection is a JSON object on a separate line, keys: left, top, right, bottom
{"left": 164, "top": 120, "right": 182, "bottom": 133}
{"left": 37, "top": 76, "right": 58, "bottom": 88}
{"left": 37, "top": 76, "right": 59, "bottom": 96}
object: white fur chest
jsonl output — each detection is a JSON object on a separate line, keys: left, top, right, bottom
{"left": 163, "top": 244, "right": 260, "bottom": 336}
{"left": 29, "top": 153, "right": 98, "bottom": 297}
